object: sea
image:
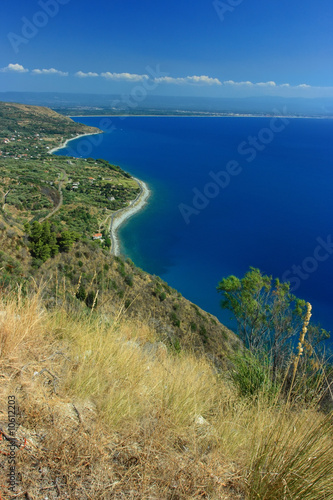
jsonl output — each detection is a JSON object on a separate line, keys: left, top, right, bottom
{"left": 55, "top": 116, "right": 333, "bottom": 341}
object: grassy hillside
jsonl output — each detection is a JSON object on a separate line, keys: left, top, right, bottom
{"left": 0, "top": 226, "right": 239, "bottom": 365}
{"left": 0, "top": 289, "right": 332, "bottom": 499}
{"left": 0, "top": 100, "right": 100, "bottom": 154}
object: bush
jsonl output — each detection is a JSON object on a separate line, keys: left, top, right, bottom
{"left": 170, "top": 312, "right": 180, "bottom": 328}
{"left": 229, "top": 351, "right": 279, "bottom": 398}
{"left": 76, "top": 284, "right": 86, "bottom": 302}
{"left": 172, "top": 338, "right": 182, "bottom": 354}
{"left": 190, "top": 322, "right": 197, "bottom": 332}
{"left": 85, "top": 291, "right": 97, "bottom": 309}
{"left": 124, "top": 274, "right": 133, "bottom": 287}
{"left": 199, "top": 325, "right": 208, "bottom": 344}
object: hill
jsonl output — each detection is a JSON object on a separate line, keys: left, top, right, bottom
{"left": 0, "top": 101, "right": 141, "bottom": 238}
{"left": 0, "top": 102, "right": 332, "bottom": 499}
{"left": 0, "top": 101, "right": 239, "bottom": 363}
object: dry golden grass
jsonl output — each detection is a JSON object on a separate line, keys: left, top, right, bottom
{"left": 0, "top": 289, "right": 332, "bottom": 499}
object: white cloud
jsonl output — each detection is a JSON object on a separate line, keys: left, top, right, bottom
{"left": 223, "top": 80, "right": 313, "bottom": 89}
{"left": 101, "top": 72, "right": 149, "bottom": 82}
{"left": 32, "top": 68, "right": 68, "bottom": 76}
{"left": 155, "top": 75, "right": 222, "bottom": 85}
{"left": 75, "top": 71, "right": 99, "bottom": 78}
{"left": 223, "top": 80, "right": 253, "bottom": 86}
{"left": 224, "top": 80, "right": 277, "bottom": 87}
{"left": 256, "top": 81, "right": 276, "bottom": 87}
{"left": 0, "top": 63, "right": 28, "bottom": 73}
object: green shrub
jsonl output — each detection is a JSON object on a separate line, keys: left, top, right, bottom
{"left": 199, "top": 325, "right": 208, "bottom": 344}
{"left": 76, "top": 284, "right": 86, "bottom": 301}
{"left": 170, "top": 312, "right": 180, "bottom": 328}
{"left": 85, "top": 291, "right": 97, "bottom": 309}
{"left": 172, "top": 338, "right": 182, "bottom": 354}
{"left": 230, "top": 351, "right": 279, "bottom": 398}
{"left": 124, "top": 274, "right": 133, "bottom": 287}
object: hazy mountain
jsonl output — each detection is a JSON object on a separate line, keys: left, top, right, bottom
{"left": 1, "top": 92, "right": 332, "bottom": 116}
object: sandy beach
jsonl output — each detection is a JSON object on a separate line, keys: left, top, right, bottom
{"left": 48, "top": 131, "right": 102, "bottom": 155}
{"left": 110, "top": 178, "right": 150, "bottom": 256}
{"left": 49, "top": 131, "right": 150, "bottom": 256}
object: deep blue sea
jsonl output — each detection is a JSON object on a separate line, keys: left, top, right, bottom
{"left": 56, "top": 116, "right": 333, "bottom": 339}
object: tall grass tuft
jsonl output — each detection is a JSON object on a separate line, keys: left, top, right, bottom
{"left": 246, "top": 409, "right": 333, "bottom": 499}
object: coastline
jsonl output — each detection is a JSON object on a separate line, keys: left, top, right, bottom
{"left": 48, "top": 131, "right": 102, "bottom": 155}
{"left": 49, "top": 130, "right": 150, "bottom": 257}
{"left": 68, "top": 114, "right": 333, "bottom": 120}
{"left": 109, "top": 178, "right": 150, "bottom": 256}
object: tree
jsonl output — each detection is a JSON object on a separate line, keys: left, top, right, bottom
{"left": 25, "top": 220, "right": 60, "bottom": 262}
{"left": 217, "top": 267, "right": 330, "bottom": 379}
{"left": 41, "top": 221, "right": 51, "bottom": 245}
{"left": 49, "top": 231, "right": 59, "bottom": 257}
{"left": 23, "top": 222, "right": 30, "bottom": 236}
{"left": 39, "top": 243, "right": 51, "bottom": 262}
{"left": 58, "top": 230, "right": 79, "bottom": 252}
{"left": 30, "top": 221, "right": 42, "bottom": 242}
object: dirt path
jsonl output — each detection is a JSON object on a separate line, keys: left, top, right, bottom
{"left": 40, "top": 171, "right": 66, "bottom": 222}
{"left": 1, "top": 190, "right": 10, "bottom": 211}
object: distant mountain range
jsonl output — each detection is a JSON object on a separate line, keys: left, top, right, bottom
{"left": 1, "top": 92, "right": 332, "bottom": 117}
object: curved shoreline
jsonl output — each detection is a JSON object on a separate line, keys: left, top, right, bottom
{"left": 109, "top": 178, "right": 150, "bottom": 256}
{"left": 48, "top": 131, "right": 102, "bottom": 155}
{"left": 50, "top": 131, "right": 150, "bottom": 256}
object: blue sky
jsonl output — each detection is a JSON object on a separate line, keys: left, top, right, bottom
{"left": 0, "top": 0, "right": 332, "bottom": 97}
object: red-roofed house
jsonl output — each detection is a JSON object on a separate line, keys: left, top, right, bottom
{"left": 93, "top": 233, "right": 103, "bottom": 240}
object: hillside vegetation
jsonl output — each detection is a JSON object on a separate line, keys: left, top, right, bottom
{"left": 0, "top": 102, "right": 332, "bottom": 499}
{"left": 0, "top": 101, "right": 139, "bottom": 239}
{"left": 0, "top": 288, "right": 332, "bottom": 499}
